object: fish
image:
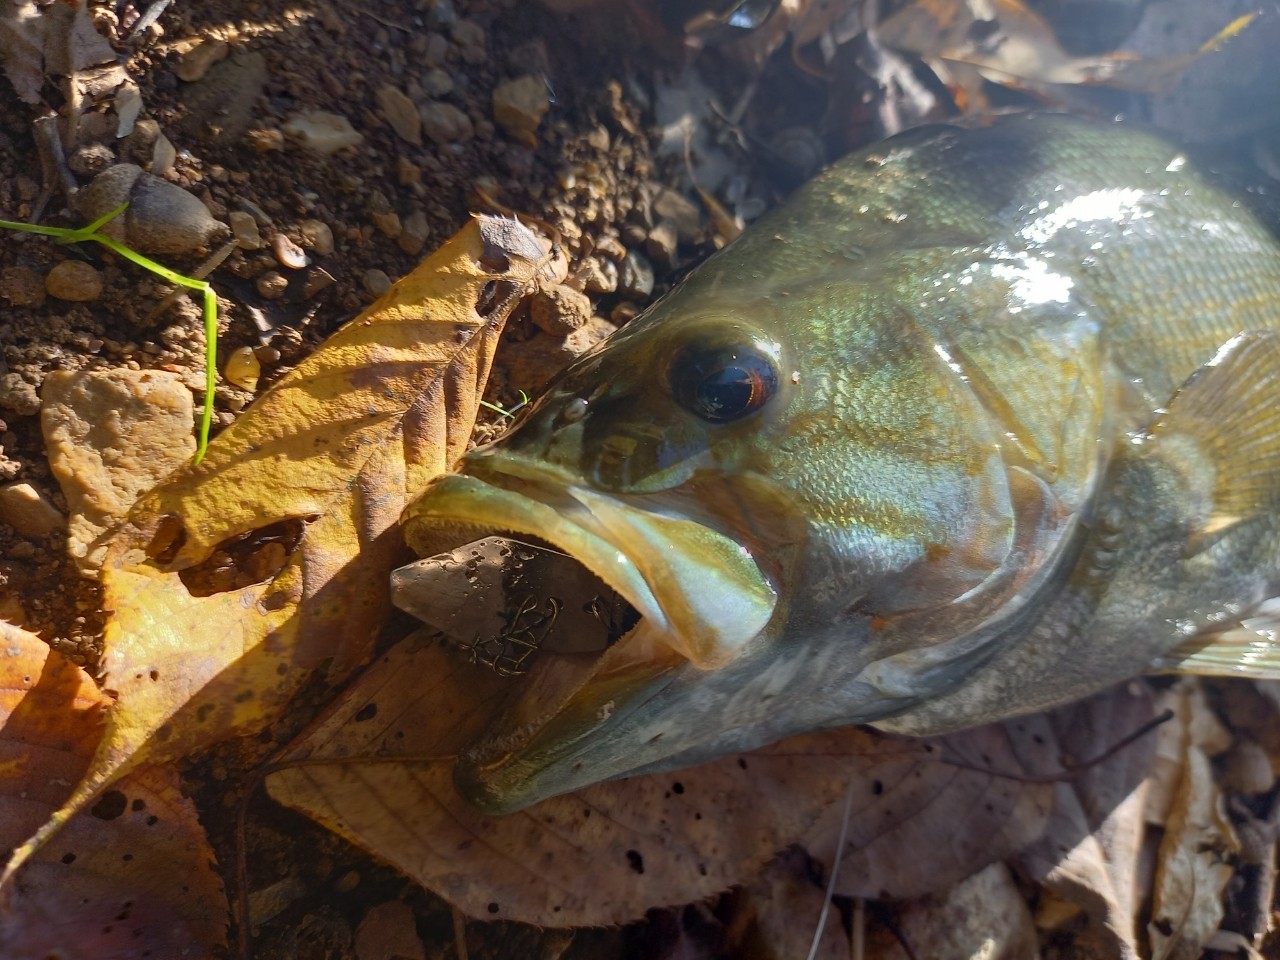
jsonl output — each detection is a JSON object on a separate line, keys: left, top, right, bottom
{"left": 397, "top": 112, "right": 1280, "bottom": 814}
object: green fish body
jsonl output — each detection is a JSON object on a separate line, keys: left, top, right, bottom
{"left": 401, "top": 113, "right": 1280, "bottom": 813}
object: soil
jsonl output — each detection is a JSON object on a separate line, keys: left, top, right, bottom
{"left": 5, "top": 1, "right": 1280, "bottom": 958}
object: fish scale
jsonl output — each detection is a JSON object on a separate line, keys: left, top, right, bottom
{"left": 397, "top": 113, "right": 1280, "bottom": 813}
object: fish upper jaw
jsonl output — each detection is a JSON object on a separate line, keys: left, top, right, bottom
{"left": 398, "top": 455, "right": 782, "bottom": 812}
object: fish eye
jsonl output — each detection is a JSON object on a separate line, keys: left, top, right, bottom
{"left": 668, "top": 341, "right": 779, "bottom": 423}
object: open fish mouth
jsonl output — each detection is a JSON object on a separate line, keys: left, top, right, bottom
{"left": 394, "top": 457, "right": 778, "bottom": 812}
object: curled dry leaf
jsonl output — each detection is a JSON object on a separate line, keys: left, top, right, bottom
{"left": 5, "top": 216, "right": 548, "bottom": 877}
{"left": 877, "top": 0, "right": 1251, "bottom": 96}
{"left": 265, "top": 629, "right": 1056, "bottom": 926}
{"left": 1015, "top": 682, "right": 1156, "bottom": 959}
{"left": 0, "top": 621, "right": 225, "bottom": 957}
{"left": 1148, "top": 680, "right": 1240, "bottom": 960}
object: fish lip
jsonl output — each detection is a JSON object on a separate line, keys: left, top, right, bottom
{"left": 400, "top": 454, "right": 779, "bottom": 811}
{"left": 401, "top": 464, "right": 671, "bottom": 637}
{"left": 403, "top": 453, "right": 779, "bottom": 670}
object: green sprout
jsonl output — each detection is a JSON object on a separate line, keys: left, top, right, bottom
{"left": 0, "top": 203, "right": 217, "bottom": 463}
{"left": 478, "top": 389, "right": 530, "bottom": 419}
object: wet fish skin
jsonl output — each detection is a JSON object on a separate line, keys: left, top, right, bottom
{"left": 402, "top": 113, "right": 1280, "bottom": 812}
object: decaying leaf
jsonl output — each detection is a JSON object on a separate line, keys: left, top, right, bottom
{"left": 866, "top": 862, "right": 1038, "bottom": 960}
{"left": 1015, "top": 682, "right": 1156, "bottom": 959}
{"left": 0, "top": 621, "right": 225, "bottom": 957}
{"left": 265, "top": 628, "right": 1057, "bottom": 926}
{"left": 725, "top": 847, "right": 846, "bottom": 960}
{"left": 3, "top": 216, "right": 549, "bottom": 879}
{"left": 810, "top": 714, "right": 1060, "bottom": 901}
{"left": 876, "top": 0, "right": 1251, "bottom": 95}
{"left": 0, "top": 0, "right": 136, "bottom": 133}
{"left": 1148, "top": 680, "right": 1240, "bottom": 960}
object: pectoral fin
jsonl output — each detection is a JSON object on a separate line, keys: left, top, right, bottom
{"left": 1147, "top": 331, "right": 1280, "bottom": 546}
{"left": 1143, "top": 331, "right": 1280, "bottom": 677}
{"left": 1154, "top": 602, "right": 1280, "bottom": 678}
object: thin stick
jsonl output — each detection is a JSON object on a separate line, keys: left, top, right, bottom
{"left": 806, "top": 777, "right": 856, "bottom": 960}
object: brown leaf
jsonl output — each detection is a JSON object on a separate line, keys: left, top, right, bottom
{"left": 808, "top": 717, "right": 1058, "bottom": 901}
{"left": 866, "top": 863, "right": 1038, "bottom": 960}
{"left": 878, "top": 0, "right": 1249, "bottom": 97}
{"left": 5, "top": 216, "right": 547, "bottom": 878}
{"left": 1015, "top": 683, "right": 1156, "bottom": 959}
{"left": 265, "top": 630, "right": 1055, "bottom": 925}
{"left": 0, "top": 0, "right": 118, "bottom": 104}
{"left": 1148, "top": 681, "right": 1240, "bottom": 960}
{"left": 0, "top": 621, "right": 225, "bottom": 957}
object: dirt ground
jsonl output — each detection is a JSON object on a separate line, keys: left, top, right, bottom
{"left": 5, "top": 0, "right": 1280, "bottom": 957}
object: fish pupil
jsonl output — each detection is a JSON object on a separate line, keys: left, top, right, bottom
{"left": 670, "top": 343, "right": 778, "bottom": 423}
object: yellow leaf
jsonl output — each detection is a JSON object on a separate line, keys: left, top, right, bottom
{"left": 0, "top": 622, "right": 225, "bottom": 956}
{"left": 4, "top": 216, "right": 548, "bottom": 878}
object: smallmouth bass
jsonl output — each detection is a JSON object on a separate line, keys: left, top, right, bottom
{"left": 397, "top": 113, "right": 1280, "bottom": 813}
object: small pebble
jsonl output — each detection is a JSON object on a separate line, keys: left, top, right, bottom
{"left": 422, "top": 33, "right": 448, "bottom": 67}
{"left": 229, "top": 210, "right": 262, "bottom": 250}
{"left": 363, "top": 269, "right": 392, "bottom": 298}
{"left": 303, "top": 267, "right": 336, "bottom": 299}
{"left": 271, "top": 233, "right": 310, "bottom": 269}
{"left": 372, "top": 211, "right": 402, "bottom": 239}
{"left": 0, "top": 374, "right": 40, "bottom": 416}
{"left": 376, "top": 84, "right": 422, "bottom": 146}
{"left": 619, "top": 250, "right": 655, "bottom": 299}
{"left": 67, "top": 142, "right": 116, "bottom": 177}
{"left": 45, "top": 261, "right": 104, "bottom": 302}
{"left": 0, "top": 266, "right": 47, "bottom": 308}
{"left": 578, "top": 256, "right": 617, "bottom": 295}
{"left": 0, "top": 482, "right": 65, "bottom": 538}
{"left": 530, "top": 282, "right": 591, "bottom": 336}
{"left": 646, "top": 220, "right": 678, "bottom": 269}
{"left": 421, "top": 67, "right": 454, "bottom": 98}
{"left": 492, "top": 75, "right": 550, "bottom": 147}
{"left": 256, "top": 271, "right": 289, "bottom": 299}
{"left": 398, "top": 210, "right": 429, "bottom": 256}
{"left": 283, "top": 111, "right": 363, "bottom": 155}
{"left": 298, "top": 219, "right": 335, "bottom": 256}
{"left": 450, "top": 19, "right": 486, "bottom": 63}
{"left": 254, "top": 344, "right": 281, "bottom": 365}
{"left": 174, "top": 38, "right": 230, "bottom": 82}
{"left": 419, "top": 101, "right": 474, "bottom": 145}
{"left": 224, "top": 346, "right": 261, "bottom": 392}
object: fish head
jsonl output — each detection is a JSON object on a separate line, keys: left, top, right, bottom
{"left": 402, "top": 246, "right": 1083, "bottom": 812}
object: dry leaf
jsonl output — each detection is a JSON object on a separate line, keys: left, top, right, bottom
{"left": 265, "top": 630, "right": 1055, "bottom": 925}
{"left": 877, "top": 0, "right": 1249, "bottom": 97}
{"left": 1015, "top": 683, "right": 1156, "bottom": 959}
{"left": 0, "top": 0, "right": 122, "bottom": 104}
{"left": 808, "top": 715, "right": 1058, "bottom": 901}
{"left": 866, "top": 862, "right": 1038, "bottom": 960}
{"left": 4, "top": 216, "right": 548, "bottom": 879}
{"left": 725, "top": 847, "right": 847, "bottom": 960}
{"left": 0, "top": 621, "right": 225, "bottom": 957}
{"left": 1148, "top": 681, "right": 1240, "bottom": 960}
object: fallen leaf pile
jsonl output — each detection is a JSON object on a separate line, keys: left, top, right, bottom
{"left": 0, "top": 215, "right": 553, "bottom": 948}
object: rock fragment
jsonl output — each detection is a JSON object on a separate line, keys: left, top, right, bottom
{"left": 229, "top": 210, "right": 263, "bottom": 250}
{"left": 284, "top": 111, "right": 363, "bottom": 155}
{"left": 492, "top": 75, "right": 550, "bottom": 147}
{"left": 299, "top": 219, "right": 335, "bottom": 256}
{"left": 420, "top": 102, "right": 474, "bottom": 145}
{"left": 45, "top": 261, "right": 103, "bottom": 302}
{"left": 0, "top": 482, "right": 65, "bottom": 538}
{"left": 42, "top": 368, "right": 196, "bottom": 573}
{"left": 173, "top": 38, "right": 230, "bottom": 82}
{"left": 376, "top": 84, "right": 422, "bottom": 146}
